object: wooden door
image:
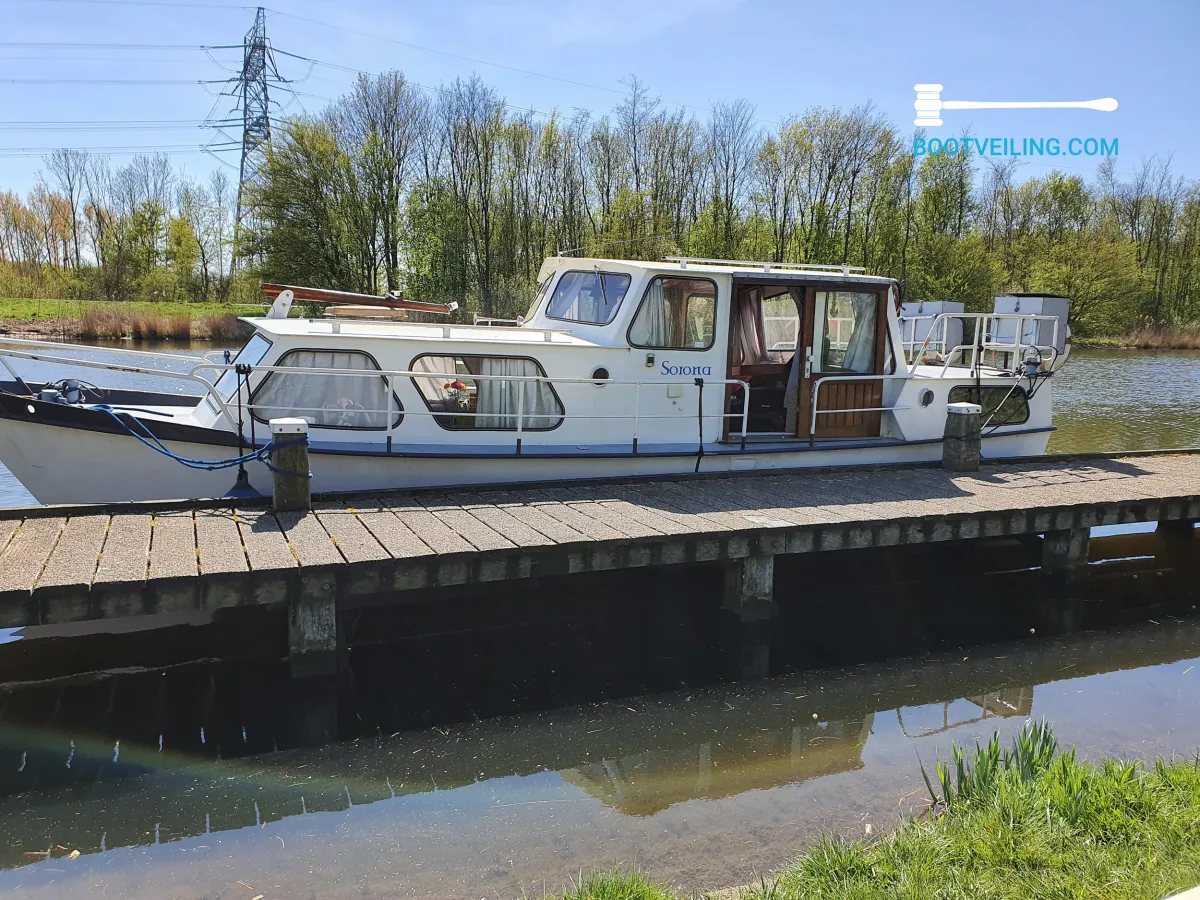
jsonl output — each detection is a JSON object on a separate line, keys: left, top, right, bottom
{"left": 796, "top": 287, "right": 887, "bottom": 440}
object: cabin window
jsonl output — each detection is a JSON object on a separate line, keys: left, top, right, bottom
{"left": 524, "top": 273, "right": 554, "bottom": 321}
{"left": 948, "top": 385, "right": 1030, "bottom": 426}
{"left": 814, "top": 291, "right": 878, "bottom": 374}
{"left": 628, "top": 276, "right": 717, "bottom": 350}
{"left": 410, "top": 354, "right": 564, "bottom": 431}
{"left": 545, "top": 270, "right": 630, "bottom": 326}
{"left": 762, "top": 289, "right": 800, "bottom": 362}
{"left": 213, "top": 333, "right": 273, "bottom": 400}
{"left": 250, "top": 349, "right": 403, "bottom": 430}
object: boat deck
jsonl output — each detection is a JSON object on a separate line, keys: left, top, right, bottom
{"left": 1, "top": 451, "right": 1198, "bottom": 627}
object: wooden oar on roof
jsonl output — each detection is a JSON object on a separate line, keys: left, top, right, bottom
{"left": 261, "top": 283, "right": 459, "bottom": 315}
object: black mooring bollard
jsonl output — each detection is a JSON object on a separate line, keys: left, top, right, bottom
{"left": 270, "top": 418, "right": 311, "bottom": 511}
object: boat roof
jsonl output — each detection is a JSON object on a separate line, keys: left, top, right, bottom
{"left": 538, "top": 255, "right": 897, "bottom": 285}
{"left": 244, "top": 315, "right": 599, "bottom": 346}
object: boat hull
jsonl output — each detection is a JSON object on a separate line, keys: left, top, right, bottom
{"left": 0, "top": 415, "right": 1050, "bottom": 505}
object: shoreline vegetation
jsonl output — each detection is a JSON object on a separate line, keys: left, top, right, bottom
{"left": 0, "top": 299, "right": 245, "bottom": 342}
{"left": 2, "top": 296, "right": 1199, "bottom": 351}
{"left": 550, "top": 722, "right": 1200, "bottom": 900}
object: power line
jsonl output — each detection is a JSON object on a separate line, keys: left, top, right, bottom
{"left": 8, "top": 0, "right": 254, "bottom": 8}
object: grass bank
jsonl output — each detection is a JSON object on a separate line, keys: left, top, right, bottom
{"left": 549, "top": 722, "right": 1200, "bottom": 900}
{"left": 1074, "top": 325, "right": 1200, "bottom": 349}
{"left": 0, "top": 298, "right": 249, "bottom": 342}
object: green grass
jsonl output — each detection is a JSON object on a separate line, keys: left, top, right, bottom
{"left": 539, "top": 870, "right": 677, "bottom": 900}
{"left": 554, "top": 722, "right": 1200, "bottom": 900}
{"left": 0, "top": 298, "right": 251, "bottom": 321}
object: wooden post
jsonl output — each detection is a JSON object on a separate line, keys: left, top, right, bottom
{"left": 269, "top": 418, "right": 310, "bottom": 511}
{"left": 943, "top": 401, "right": 981, "bottom": 472}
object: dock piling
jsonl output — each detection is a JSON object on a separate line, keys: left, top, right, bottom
{"left": 942, "top": 402, "right": 981, "bottom": 472}
{"left": 288, "top": 591, "right": 339, "bottom": 678}
{"left": 1039, "top": 527, "right": 1091, "bottom": 633}
{"left": 1042, "top": 527, "right": 1090, "bottom": 578}
{"left": 723, "top": 553, "right": 777, "bottom": 680}
{"left": 269, "top": 418, "right": 311, "bottom": 512}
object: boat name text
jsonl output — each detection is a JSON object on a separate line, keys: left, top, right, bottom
{"left": 660, "top": 361, "right": 713, "bottom": 377}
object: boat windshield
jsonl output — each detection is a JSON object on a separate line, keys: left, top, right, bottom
{"left": 524, "top": 274, "right": 553, "bottom": 321}
{"left": 213, "top": 333, "right": 273, "bottom": 399}
{"left": 545, "top": 270, "right": 630, "bottom": 326}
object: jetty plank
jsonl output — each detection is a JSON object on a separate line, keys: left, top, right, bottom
{"left": 94, "top": 514, "right": 152, "bottom": 585}
{"left": 148, "top": 512, "right": 197, "bottom": 580}
{"left": 352, "top": 504, "right": 434, "bottom": 559}
{"left": 0, "top": 517, "right": 67, "bottom": 593}
{"left": 440, "top": 493, "right": 556, "bottom": 548}
{"left": 1, "top": 453, "right": 1199, "bottom": 620}
{"left": 236, "top": 509, "right": 296, "bottom": 571}
{"left": 195, "top": 510, "right": 248, "bottom": 575}
{"left": 313, "top": 505, "right": 389, "bottom": 563}
{"left": 384, "top": 498, "right": 476, "bottom": 554}
{"left": 37, "top": 515, "right": 109, "bottom": 588}
{"left": 275, "top": 511, "right": 344, "bottom": 567}
{"left": 472, "top": 490, "right": 588, "bottom": 544}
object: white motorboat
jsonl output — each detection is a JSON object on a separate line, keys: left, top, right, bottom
{"left": 0, "top": 256, "right": 1070, "bottom": 505}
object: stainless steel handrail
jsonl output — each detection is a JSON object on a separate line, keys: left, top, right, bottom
{"left": 0, "top": 342, "right": 751, "bottom": 450}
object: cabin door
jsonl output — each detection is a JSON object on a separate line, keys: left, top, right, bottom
{"left": 795, "top": 287, "right": 888, "bottom": 439}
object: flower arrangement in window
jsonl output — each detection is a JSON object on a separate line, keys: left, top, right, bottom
{"left": 443, "top": 379, "right": 471, "bottom": 410}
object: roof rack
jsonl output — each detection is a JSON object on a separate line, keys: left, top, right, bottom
{"left": 662, "top": 256, "right": 867, "bottom": 275}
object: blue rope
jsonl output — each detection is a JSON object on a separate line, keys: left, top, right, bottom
{"left": 89, "top": 405, "right": 275, "bottom": 472}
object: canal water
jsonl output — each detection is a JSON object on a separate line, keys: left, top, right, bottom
{"left": 0, "top": 344, "right": 1197, "bottom": 898}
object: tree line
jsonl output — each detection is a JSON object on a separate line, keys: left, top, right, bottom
{"left": 3, "top": 70, "right": 1199, "bottom": 335}
{"left": 0, "top": 150, "right": 241, "bottom": 304}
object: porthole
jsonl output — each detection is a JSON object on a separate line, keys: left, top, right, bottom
{"left": 918, "top": 389, "right": 935, "bottom": 408}
{"left": 591, "top": 366, "right": 609, "bottom": 387}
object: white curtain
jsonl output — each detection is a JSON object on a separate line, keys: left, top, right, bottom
{"left": 738, "top": 290, "right": 768, "bottom": 364}
{"left": 629, "top": 279, "right": 669, "bottom": 346}
{"left": 253, "top": 350, "right": 394, "bottom": 429}
{"left": 411, "top": 355, "right": 458, "bottom": 406}
{"left": 476, "top": 357, "right": 560, "bottom": 429}
{"left": 842, "top": 294, "right": 878, "bottom": 374}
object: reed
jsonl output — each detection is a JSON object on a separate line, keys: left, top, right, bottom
{"left": 194, "top": 313, "right": 243, "bottom": 341}
{"left": 1124, "top": 325, "right": 1200, "bottom": 349}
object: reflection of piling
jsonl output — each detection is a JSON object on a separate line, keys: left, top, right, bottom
{"left": 3, "top": 616, "right": 1198, "bottom": 866}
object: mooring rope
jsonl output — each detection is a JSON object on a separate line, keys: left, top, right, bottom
{"left": 88, "top": 404, "right": 305, "bottom": 474}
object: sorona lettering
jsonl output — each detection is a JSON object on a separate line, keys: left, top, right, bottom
{"left": 659, "top": 361, "right": 713, "bottom": 377}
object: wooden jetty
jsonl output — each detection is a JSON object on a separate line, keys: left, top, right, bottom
{"left": 1, "top": 451, "right": 1198, "bottom": 682}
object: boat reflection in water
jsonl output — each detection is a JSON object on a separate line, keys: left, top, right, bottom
{"left": 0, "top": 616, "right": 1194, "bottom": 882}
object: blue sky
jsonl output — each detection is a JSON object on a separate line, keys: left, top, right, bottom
{"left": 2, "top": 0, "right": 1197, "bottom": 194}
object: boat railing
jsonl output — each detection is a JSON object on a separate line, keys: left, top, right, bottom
{"left": 809, "top": 374, "right": 922, "bottom": 436}
{"left": 0, "top": 340, "right": 238, "bottom": 423}
{"left": 898, "top": 315, "right": 954, "bottom": 362}
{"left": 0, "top": 337, "right": 752, "bottom": 451}
{"left": 188, "top": 362, "right": 753, "bottom": 453}
{"left": 905, "top": 313, "right": 1062, "bottom": 376}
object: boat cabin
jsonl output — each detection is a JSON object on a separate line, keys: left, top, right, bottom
{"left": 202, "top": 257, "right": 909, "bottom": 452}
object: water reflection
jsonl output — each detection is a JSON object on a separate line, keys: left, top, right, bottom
{"left": 1, "top": 614, "right": 1199, "bottom": 898}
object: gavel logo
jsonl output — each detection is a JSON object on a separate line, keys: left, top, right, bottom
{"left": 914, "top": 84, "right": 1118, "bottom": 127}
